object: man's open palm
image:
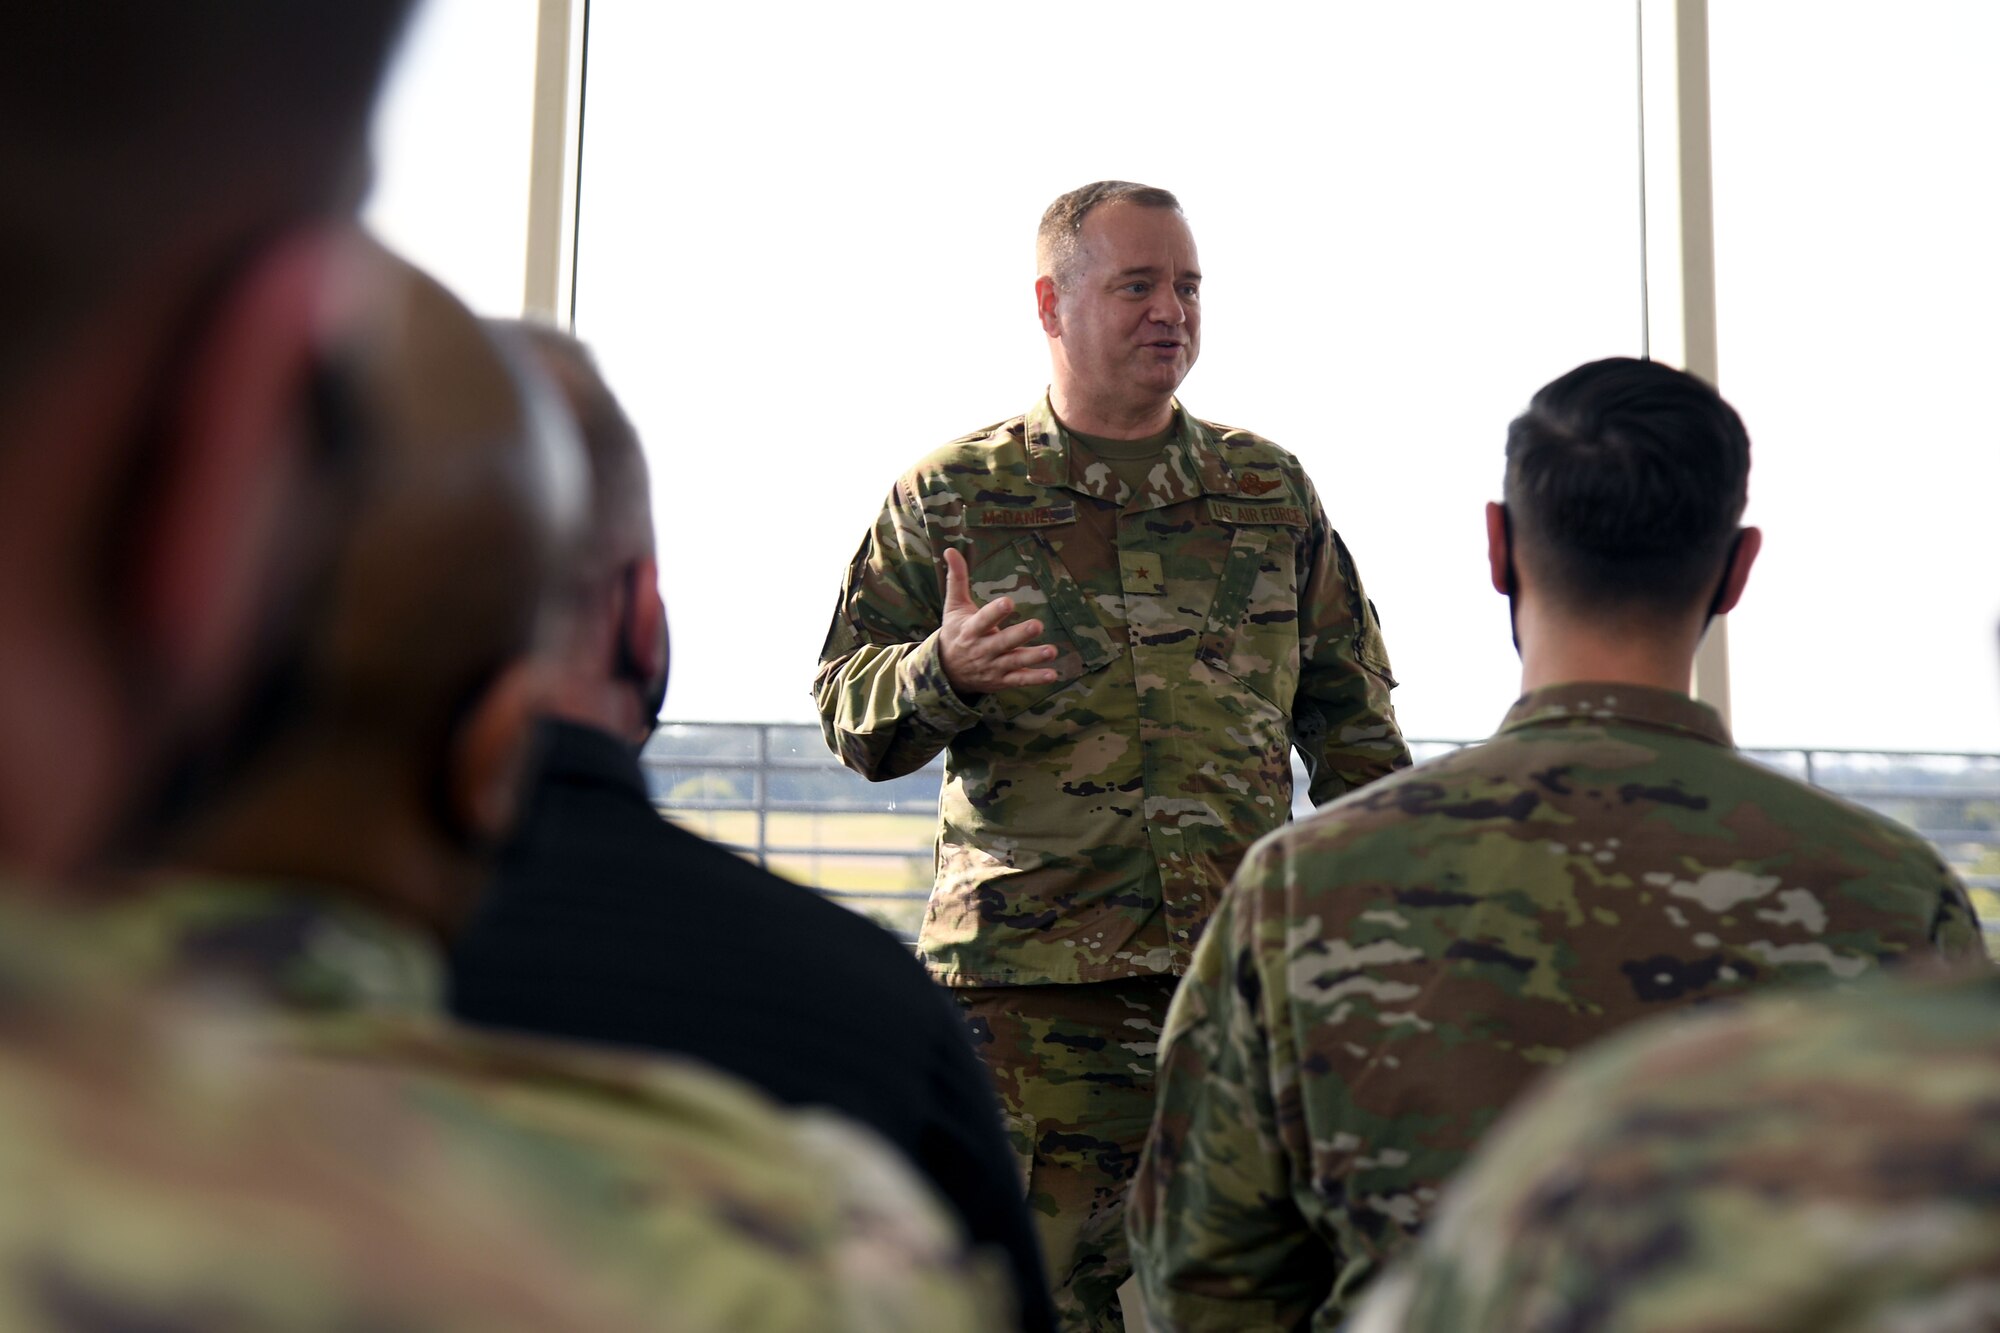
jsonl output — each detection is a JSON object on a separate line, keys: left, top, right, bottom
{"left": 939, "top": 547, "right": 1060, "bottom": 697}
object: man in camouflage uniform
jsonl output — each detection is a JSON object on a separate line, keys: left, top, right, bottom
{"left": 1127, "top": 356, "right": 1986, "bottom": 1330}
{"left": 1346, "top": 623, "right": 2000, "bottom": 1333}
{"left": 817, "top": 180, "right": 1409, "bottom": 1329}
{"left": 1, "top": 884, "right": 998, "bottom": 1332}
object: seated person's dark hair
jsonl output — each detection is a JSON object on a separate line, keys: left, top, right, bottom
{"left": 1504, "top": 356, "right": 1749, "bottom": 619}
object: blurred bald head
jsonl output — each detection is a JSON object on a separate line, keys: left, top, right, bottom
{"left": 169, "top": 249, "right": 588, "bottom": 931}
{"left": 487, "top": 323, "right": 669, "bottom": 747}
{"left": 320, "top": 266, "right": 585, "bottom": 750}
{"left": 503, "top": 324, "right": 655, "bottom": 584}
{"left": 0, "top": 1, "right": 418, "bottom": 875}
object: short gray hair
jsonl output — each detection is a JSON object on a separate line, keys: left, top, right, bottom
{"left": 1036, "top": 181, "right": 1182, "bottom": 288}
{"left": 492, "top": 321, "right": 654, "bottom": 586}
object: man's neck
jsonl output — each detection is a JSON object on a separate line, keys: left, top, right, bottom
{"left": 543, "top": 674, "right": 645, "bottom": 750}
{"left": 169, "top": 751, "right": 471, "bottom": 942}
{"left": 1048, "top": 381, "right": 1174, "bottom": 440}
{"left": 1516, "top": 608, "right": 1702, "bottom": 698}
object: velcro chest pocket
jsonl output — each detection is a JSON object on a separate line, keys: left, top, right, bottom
{"left": 1195, "top": 500, "right": 1307, "bottom": 708}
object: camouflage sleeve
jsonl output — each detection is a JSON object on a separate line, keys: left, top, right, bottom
{"left": 814, "top": 476, "right": 981, "bottom": 781}
{"left": 1291, "top": 477, "right": 1410, "bottom": 805}
{"left": 1129, "top": 854, "right": 1329, "bottom": 1330}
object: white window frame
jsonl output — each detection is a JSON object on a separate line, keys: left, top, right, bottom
{"left": 1639, "top": 0, "right": 1730, "bottom": 725}
{"left": 523, "top": 0, "right": 588, "bottom": 324}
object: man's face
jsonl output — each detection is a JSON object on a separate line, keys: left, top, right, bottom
{"left": 1050, "top": 202, "right": 1202, "bottom": 410}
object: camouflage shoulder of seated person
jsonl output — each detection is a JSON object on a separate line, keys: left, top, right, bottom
{"left": 1231, "top": 706, "right": 1985, "bottom": 1220}
{"left": 0, "top": 890, "right": 660, "bottom": 1331}
{"left": 1354, "top": 971, "right": 2000, "bottom": 1332}
{"left": 5, "top": 882, "right": 1014, "bottom": 1333}
{"left": 1132, "top": 685, "right": 1982, "bottom": 1327}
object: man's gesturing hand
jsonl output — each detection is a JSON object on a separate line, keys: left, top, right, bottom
{"left": 938, "top": 547, "right": 1061, "bottom": 697}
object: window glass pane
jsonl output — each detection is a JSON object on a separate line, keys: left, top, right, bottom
{"left": 577, "top": 1, "right": 1643, "bottom": 743}
{"left": 364, "top": 0, "right": 541, "bottom": 316}
{"left": 1711, "top": 5, "right": 2000, "bottom": 752}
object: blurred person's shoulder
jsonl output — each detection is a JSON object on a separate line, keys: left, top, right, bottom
{"left": 0, "top": 891, "right": 659, "bottom": 1330}
{"left": 327, "top": 1012, "right": 1013, "bottom": 1331}
{"left": 1366, "top": 970, "right": 2000, "bottom": 1331}
{"left": 1516, "top": 965, "right": 2000, "bottom": 1119}
{"left": 18, "top": 881, "right": 1010, "bottom": 1333}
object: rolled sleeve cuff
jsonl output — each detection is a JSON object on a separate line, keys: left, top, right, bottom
{"left": 900, "top": 630, "right": 983, "bottom": 733}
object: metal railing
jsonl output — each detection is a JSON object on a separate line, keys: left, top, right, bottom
{"left": 641, "top": 722, "right": 2000, "bottom": 942}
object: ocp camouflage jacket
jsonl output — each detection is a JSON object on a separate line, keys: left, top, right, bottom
{"left": 815, "top": 395, "right": 1409, "bottom": 987}
{"left": 1128, "top": 682, "right": 1988, "bottom": 1331}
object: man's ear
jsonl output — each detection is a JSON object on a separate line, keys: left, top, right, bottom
{"left": 134, "top": 228, "right": 358, "bottom": 716}
{"left": 449, "top": 659, "right": 546, "bottom": 847}
{"left": 1710, "top": 526, "right": 1762, "bottom": 617}
{"left": 1035, "top": 276, "right": 1062, "bottom": 337}
{"left": 1485, "top": 501, "right": 1512, "bottom": 596}
{"left": 623, "top": 556, "right": 668, "bottom": 687}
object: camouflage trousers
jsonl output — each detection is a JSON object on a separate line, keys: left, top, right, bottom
{"left": 955, "top": 976, "right": 1177, "bottom": 1333}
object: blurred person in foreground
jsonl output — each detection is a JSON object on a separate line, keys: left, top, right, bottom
{"left": 146, "top": 260, "right": 1010, "bottom": 1333}
{"left": 0, "top": 2, "right": 643, "bottom": 1325}
{"left": 0, "top": 3, "right": 411, "bottom": 880}
{"left": 1348, "top": 625, "right": 2000, "bottom": 1332}
{"left": 0, "top": 3, "right": 1005, "bottom": 1324}
{"left": 449, "top": 322, "right": 1056, "bottom": 1333}
{"left": 815, "top": 179, "right": 1410, "bottom": 1331}
{"left": 1128, "top": 356, "right": 1986, "bottom": 1330}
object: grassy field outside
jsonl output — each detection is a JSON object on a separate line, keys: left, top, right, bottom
{"left": 665, "top": 806, "right": 935, "bottom": 936}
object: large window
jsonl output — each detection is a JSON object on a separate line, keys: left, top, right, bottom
{"left": 364, "top": 0, "right": 542, "bottom": 317}
{"left": 573, "top": 1, "right": 1645, "bottom": 744}
{"left": 348, "top": 2, "right": 2000, "bottom": 935}
{"left": 1709, "top": 4, "right": 2000, "bottom": 753}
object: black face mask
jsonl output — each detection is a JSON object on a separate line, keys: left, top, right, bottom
{"left": 1499, "top": 503, "right": 1747, "bottom": 660}
{"left": 613, "top": 563, "right": 668, "bottom": 744}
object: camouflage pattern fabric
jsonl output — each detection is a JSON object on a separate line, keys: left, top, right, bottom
{"left": 1128, "top": 682, "right": 1986, "bottom": 1331}
{"left": 955, "top": 976, "right": 1177, "bottom": 1333}
{"left": 816, "top": 395, "right": 1408, "bottom": 987}
{"left": 1349, "top": 970, "right": 2000, "bottom": 1332}
{"left": 0, "top": 880, "right": 1010, "bottom": 1333}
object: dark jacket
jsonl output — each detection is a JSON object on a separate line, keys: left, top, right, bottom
{"left": 449, "top": 720, "right": 1054, "bottom": 1332}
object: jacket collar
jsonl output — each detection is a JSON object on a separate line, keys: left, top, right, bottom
{"left": 537, "top": 717, "right": 651, "bottom": 803}
{"left": 1022, "top": 392, "right": 1240, "bottom": 510}
{"left": 1496, "top": 681, "right": 1733, "bottom": 749}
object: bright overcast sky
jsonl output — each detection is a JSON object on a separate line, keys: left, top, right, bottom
{"left": 368, "top": 0, "right": 2000, "bottom": 754}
